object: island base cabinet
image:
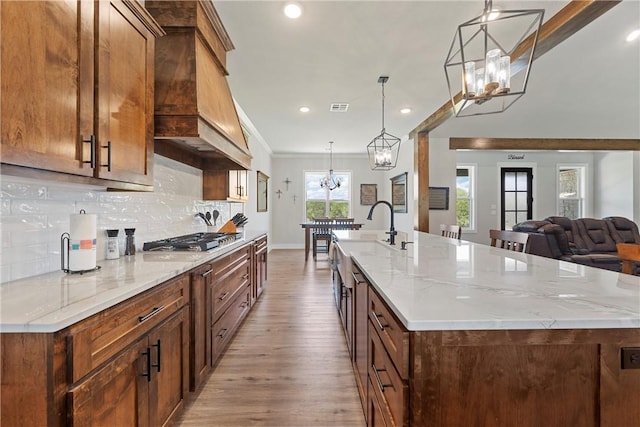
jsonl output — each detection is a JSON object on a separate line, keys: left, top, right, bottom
{"left": 367, "top": 377, "right": 389, "bottom": 427}
{"left": 211, "top": 287, "right": 251, "bottom": 365}
{"left": 68, "top": 308, "right": 188, "bottom": 427}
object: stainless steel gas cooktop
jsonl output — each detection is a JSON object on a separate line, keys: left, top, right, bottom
{"left": 142, "top": 232, "right": 241, "bottom": 252}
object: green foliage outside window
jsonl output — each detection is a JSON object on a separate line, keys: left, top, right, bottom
{"left": 306, "top": 200, "right": 349, "bottom": 220}
{"left": 456, "top": 188, "right": 470, "bottom": 228}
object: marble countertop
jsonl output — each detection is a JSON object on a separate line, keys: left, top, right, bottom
{"left": 334, "top": 230, "right": 640, "bottom": 331}
{"left": 0, "top": 230, "right": 267, "bottom": 333}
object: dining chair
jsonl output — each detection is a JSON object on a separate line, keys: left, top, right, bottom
{"left": 312, "top": 218, "right": 334, "bottom": 260}
{"left": 616, "top": 243, "right": 640, "bottom": 275}
{"left": 489, "top": 229, "right": 530, "bottom": 253}
{"left": 440, "top": 224, "right": 462, "bottom": 240}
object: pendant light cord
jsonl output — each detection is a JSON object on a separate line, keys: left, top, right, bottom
{"left": 380, "top": 80, "right": 385, "bottom": 133}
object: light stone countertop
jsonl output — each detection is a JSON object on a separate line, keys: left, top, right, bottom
{"left": 333, "top": 230, "right": 640, "bottom": 331}
{"left": 0, "top": 230, "right": 267, "bottom": 333}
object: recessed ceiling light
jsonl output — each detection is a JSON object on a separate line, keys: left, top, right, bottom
{"left": 400, "top": 107, "right": 412, "bottom": 114}
{"left": 626, "top": 29, "right": 640, "bottom": 42}
{"left": 284, "top": 3, "right": 302, "bottom": 19}
{"left": 299, "top": 106, "right": 310, "bottom": 113}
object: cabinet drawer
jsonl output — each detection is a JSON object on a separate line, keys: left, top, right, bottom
{"left": 369, "top": 321, "right": 408, "bottom": 427}
{"left": 368, "top": 376, "right": 389, "bottom": 427}
{"left": 213, "top": 244, "right": 250, "bottom": 281}
{"left": 211, "top": 286, "right": 251, "bottom": 365}
{"left": 211, "top": 256, "right": 249, "bottom": 322}
{"left": 68, "top": 274, "right": 189, "bottom": 383}
{"left": 368, "top": 287, "right": 409, "bottom": 379}
{"left": 255, "top": 235, "right": 267, "bottom": 252}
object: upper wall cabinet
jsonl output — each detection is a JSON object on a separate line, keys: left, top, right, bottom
{"left": 0, "top": 0, "right": 164, "bottom": 190}
{"left": 146, "top": 0, "right": 252, "bottom": 172}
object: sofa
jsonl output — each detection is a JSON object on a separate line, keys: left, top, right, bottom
{"left": 513, "top": 216, "right": 640, "bottom": 272}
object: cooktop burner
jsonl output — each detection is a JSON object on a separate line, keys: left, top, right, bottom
{"left": 143, "top": 232, "right": 241, "bottom": 252}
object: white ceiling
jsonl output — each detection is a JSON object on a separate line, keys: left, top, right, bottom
{"left": 215, "top": 1, "right": 640, "bottom": 155}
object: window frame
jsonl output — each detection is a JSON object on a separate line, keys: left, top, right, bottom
{"left": 556, "top": 164, "right": 587, "bottom": 219}
{"left": 303, "top": 170, "right": 352, "bottom": 221}
{"left": 456, "top": 164, "right": 477, "bottom": 233}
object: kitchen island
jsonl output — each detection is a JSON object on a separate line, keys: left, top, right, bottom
{"left": 333, "top": 230, "right": 640, "bottom": 427}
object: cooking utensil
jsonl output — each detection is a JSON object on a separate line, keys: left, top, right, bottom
{"left": 195, "top": 213, "right": 212, "bottom": 226}
{"left": 212, "top": 210, "right": 220, "bottom": 225}
{"left": 205, "top": 211, "right": 212, "bottom": 224}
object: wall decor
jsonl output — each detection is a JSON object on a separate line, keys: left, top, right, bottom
{"left": 429, "top": 187, "right": 450, "bottom": 210}
{"left": 360, "top": 184, "right": 378, "bottom": 205}
{"left": 257, "top": 171, "right": 269, "bottom": 212}
{"left": 391, "top": 172, "right": 408, "bottom": 213}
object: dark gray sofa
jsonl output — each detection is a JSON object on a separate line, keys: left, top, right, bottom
{"left": 513, "top": 216, "right": 640, "bottom": 272}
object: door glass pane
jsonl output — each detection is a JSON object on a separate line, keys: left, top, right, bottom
{"left": 516, "top": 192, "right": 527, "bottom": 209}
{"left": 516, "top": 172, "right": 528, "bottom": 190}
{"left": 505, "top": 192, "right": 516, "bottom": 210}
{"left": 505, "top": 212, "right": 516, "bottom": 230}
{"left": 516, "top": 211, "right": 529, "bottom": 224}
{"left": 504, "top": 172, "right": 516, "bottom": 191}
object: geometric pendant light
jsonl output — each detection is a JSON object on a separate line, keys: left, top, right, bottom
{"left": 367, "top": 76, "right": 401, "bottom": 170}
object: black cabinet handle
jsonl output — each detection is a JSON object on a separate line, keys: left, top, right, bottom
{"left": 372, "top": 311, "right": 389, "bottom": 331}
{"left": 82, "top": 135, "right": 96, "bottom": 168}
{"left": 141, "top": 348, "right": 151, "bottom": 382}
{"left": 372, "top": 364, "right": 392, "bottom": 392}
{"left": 138, "top": 305, "right": 164, "bottom": 322}
{"left": 152, "top": 340, "right": 161, "bottom": 372}
{"left": 102, "top": 141, "right": 111, "bottom": 171}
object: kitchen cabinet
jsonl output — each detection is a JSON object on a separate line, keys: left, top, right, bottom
{"left": 351, "top": 264, "right": 369, "bottom": 417}
{"left": 0, "top": 0, "right": 163, "bottom": 190}
{"left": 210, "top": 244, "right": 252, "bottom": 365}
{"left": 251, "top": 235, "right": 268, "bottom": 305}
{"left": 203, "top": 169, "right": 249, "bottom": 202}
{"left": 189, "top": 263, "right": 214, "bottom": 391}
{"left": 0, "top": 273, "right": 189, "bottom": 426}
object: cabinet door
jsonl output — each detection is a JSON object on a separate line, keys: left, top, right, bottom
{"left": 190, "top": 264, "right": 213, "bottom": 391}
{"left": 68, "top": 339, "right": 150, "bottom": 427}
{"left": 148, "top": 308, "right": 189, "bottom": 427}
{"left": 95, "top": 0, "right": 155, "bottom": 186}
{"left": 0, "top": 1, "right": 94, "bottom": 176}
{"left": 256, "top": 239, "right": 268, "bottom": 299}
{"left": 353, "top": 267, "right": 369, "bottom": 413}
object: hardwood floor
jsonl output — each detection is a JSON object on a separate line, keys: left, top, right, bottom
{"left": 176, "top": 249, "right": 366, "bottom": 427}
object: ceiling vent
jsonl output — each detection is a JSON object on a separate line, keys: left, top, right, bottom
{"left": 330, "top": 103, "right": 349, "bottom": 112}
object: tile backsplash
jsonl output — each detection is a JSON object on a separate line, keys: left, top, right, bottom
{"left": 0, "top": 155, "right": 243, "bottom": 283}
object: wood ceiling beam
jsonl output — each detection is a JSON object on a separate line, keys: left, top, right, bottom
{"left": 409, "top": 0, "right": 621, "bottom": 138}
{"left": 450, "top": 138, "right": 640, "bottom": 151}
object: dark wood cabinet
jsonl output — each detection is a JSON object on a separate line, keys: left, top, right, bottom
{"left": 189, "top": 263, "right": 214, "bottom": 391}
{"left": 0, "top": 0, "right": 162, "bottom": 190}
{"left": 252, "top": 235, "right": 268, "bottom": 304}
{"left": 351, "top": 265, "right": 369, "bottom": 417}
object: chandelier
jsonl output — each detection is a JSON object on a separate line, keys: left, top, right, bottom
{"left": 444, "top": 0, "right": 544, "bottom": 117}
{"left": 320, "top": 141, "right": 341, "bottom": 191}
{"left": 367, "top": 76, "right": 400, "bottom": 171}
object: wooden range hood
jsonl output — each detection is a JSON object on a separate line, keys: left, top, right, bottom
{"left": 147, "top": 0, "right": 251, "bottom": 171}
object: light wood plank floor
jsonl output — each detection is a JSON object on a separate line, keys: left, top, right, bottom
{"left": 176, "top": 249, "right": 366, "bottom": 427}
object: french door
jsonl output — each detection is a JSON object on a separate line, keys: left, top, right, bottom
{"left": 501, "top": 168, "right": 533, "bottom": 230}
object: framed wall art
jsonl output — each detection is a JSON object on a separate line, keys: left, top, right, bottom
{"left": 257, "top": 171, "right": 269, "bottom": 212}
{"left": 391, "top": 172, "right": 407, "bottom": 213}
{"left": 360, "top": 184, "right": 377, "bottom": 205}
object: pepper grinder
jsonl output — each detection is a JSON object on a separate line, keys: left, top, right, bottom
{"left": 124, "top": 228, "right": 136, "bottom": 256}
{"left": 106, "top": 229, "right": 120, "bottom": 259}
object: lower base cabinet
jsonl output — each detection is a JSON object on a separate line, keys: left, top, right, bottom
{"left": 68, "top": 308, "right": 188, "bottom": 427}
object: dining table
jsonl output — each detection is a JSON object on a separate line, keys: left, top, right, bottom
{"left": 300, "top": 221, "right": 363, "bottom": 260}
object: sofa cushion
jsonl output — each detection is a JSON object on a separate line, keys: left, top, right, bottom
{"left": 574, "top": 218, "right": 618, "bottom": 253}
{"left": 605, "top": 216, "right": 640, "bottom": 244}
{"left": 545, "top": 216, "right": 582, "bottom": 250}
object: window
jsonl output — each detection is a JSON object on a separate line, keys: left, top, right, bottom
{"left": 500, "top": 167, "right": 533, "bottom": 230}
{"left": 456, "top": 165, "right": 476, "bottom": 231}
{"left": 304, "top": 171, "right": 351, "bottom": 221}
{"left": 558, "top": 165, "right": 586, "bottom": 219}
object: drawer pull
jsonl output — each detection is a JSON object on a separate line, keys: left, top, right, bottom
{"left": 138, "top": 305, "right": 164, "bottom": 323}
{"left": 152, "top": 340, "right": 161, "bottom": 372}
{"left": 218, "top": 291, "right": 230, "bottom": 301}
{"left": 372, "top": 311, "right": 389, "bottom": 331}
{"left": 351, "top": 272, "right": 364, "bottom": 285}
{"left": 141, "top": 348, "right": 152, "bottom": 382}
{"left": 372, "top": 364, "right": 393, "bottom": 392}
{"left": 217, "top": 328, "right": 229, "bottom": 339}
{"left": 201, "top": 268, "right": 213, "bottom": 278}
{"left": 243, "top": 273, "right": 249, "bottom": 280}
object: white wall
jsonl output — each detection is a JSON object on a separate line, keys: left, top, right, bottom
{"left": 242, "top": 128, "right": 272, "bottom": 235}
{"left": 270, "top": 154, "right": 399, "bottom": 248}
{"left": 594, "top": 152, "right": 635, "bottom": 220}
{"left": 454, "top": 151, "right": 597, "bottom": 244}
